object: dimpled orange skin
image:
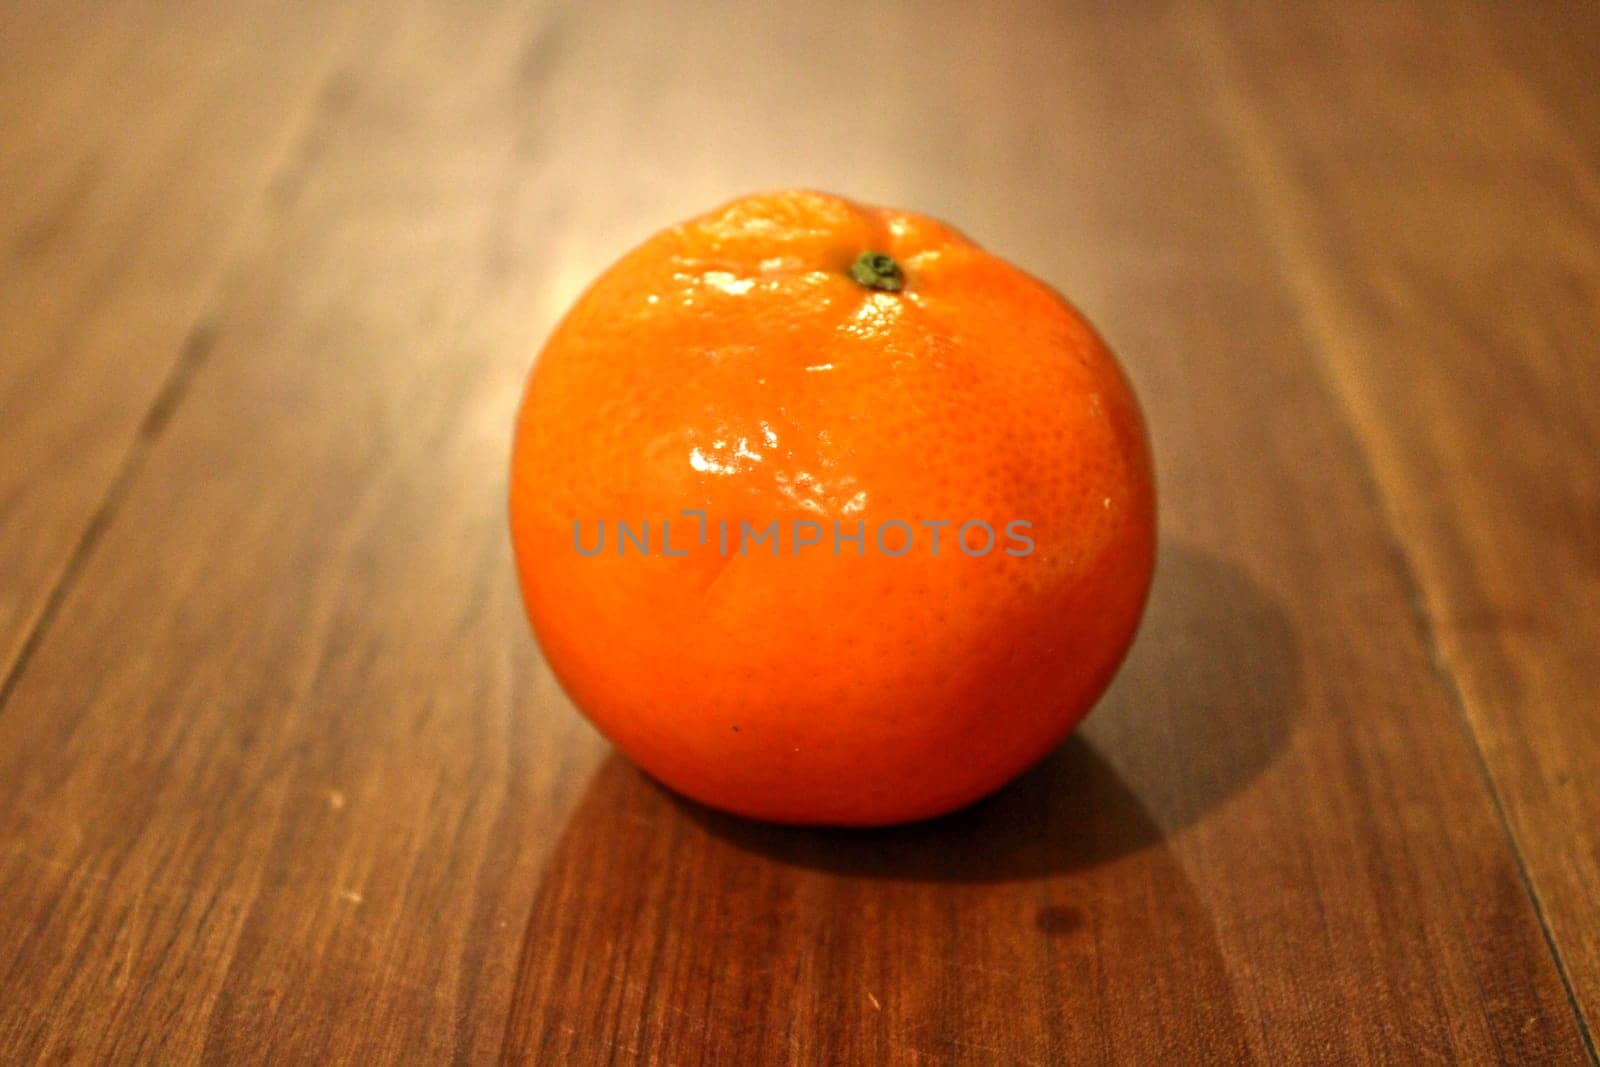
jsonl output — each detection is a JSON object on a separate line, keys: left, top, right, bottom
{"left": 510, "top": 190, "right": 1155, "bottom": 826}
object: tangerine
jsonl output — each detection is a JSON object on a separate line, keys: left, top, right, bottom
{"left": 510, "top": 190, "right": 1155, "bottom": 825}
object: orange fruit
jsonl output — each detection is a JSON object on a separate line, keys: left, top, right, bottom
{"left": 510, "top": 190, "right": 1155, "bottom": 826}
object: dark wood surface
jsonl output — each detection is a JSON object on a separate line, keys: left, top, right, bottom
{"left": 1, "top": 2, "right": 1596, "bottom": 1062}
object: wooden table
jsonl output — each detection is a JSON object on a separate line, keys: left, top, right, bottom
{"left": 2, "top": 2, "right": 1597, "bottom": 1062}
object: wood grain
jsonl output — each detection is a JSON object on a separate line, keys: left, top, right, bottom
{"left": 0, "top": 1, "right": 1595, "bottom": 1062}
{"left": 1193, "top": 0, "right": 1600, "bottom": 1040}
{"left": 0, "top": 0, "right": 361, "bottom": 683}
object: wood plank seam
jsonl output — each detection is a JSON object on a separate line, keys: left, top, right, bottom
{"left": 0, "top": 1, "right": 375, "bottom": 700}
{"left": 1182, "top": 5, "right": 1599, "bottom": 1060}
{"left": 0, "top": 18, "right": 371, "bottom": 723}
{"left": 0, "top": 318, "right": 217, "bottom": 722}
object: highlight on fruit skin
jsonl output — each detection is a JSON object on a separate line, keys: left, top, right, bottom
{"left": 510, "top": 190, "right": 1156, "bottom": 827}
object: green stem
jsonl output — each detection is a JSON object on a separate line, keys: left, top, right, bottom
{"left": 850, "top": 251, "right": 905, "bottom": 292}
